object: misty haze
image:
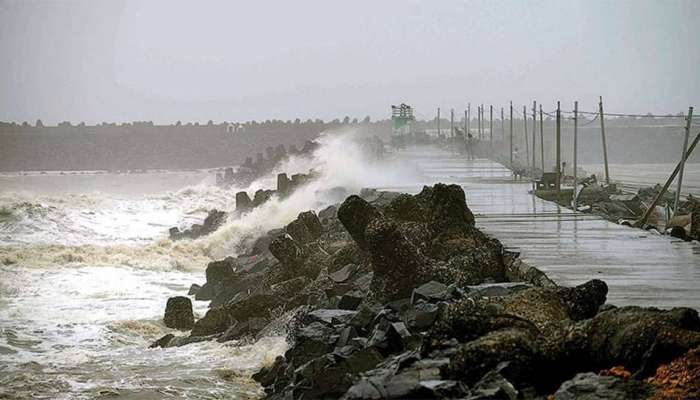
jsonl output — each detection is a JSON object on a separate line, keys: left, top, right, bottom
{"left": 1, "top": 1, "right": 699, "bottom": 399}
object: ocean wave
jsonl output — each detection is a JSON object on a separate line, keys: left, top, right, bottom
{"left": 0, "top": 239, "right": 214, "bottom": 271}
{"left": 0, "top": 131, "right": 421, "bottom": 270}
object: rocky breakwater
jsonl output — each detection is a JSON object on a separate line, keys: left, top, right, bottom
{"left": 169, "top": 170, "right": 320, "bottom": 241}
{"left": 154, "top": 183, "right": 700, "bottom": 399}
{"left": 217, "top": 141, "right": 319, "bottom": 188}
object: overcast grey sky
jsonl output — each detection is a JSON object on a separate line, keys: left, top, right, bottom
{"left": 1, "top": 0, "right": 698, "bottom": 124}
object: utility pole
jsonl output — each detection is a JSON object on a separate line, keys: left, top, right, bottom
{"left": 464, "top": 109, "right": 468, "bottom": 135}
{"left": 638, "top": 130, "right": 700, "bottom": 227}
{"left": 478, "top": 105, "right": 482, "bottom": 140}
{"left": 437, "top": 107, "right": 440, "bottom": 138}
{"left": 555, "top": 101, "right": 561, "bottom": 192}
{"left": 510, "top": 101, "right": 514, "bottom": 167}
{"left": 450, "top": 108, "right": 454, "bottom": 142}
{"left": 674, "top": 106, "right": 694, "bottom": 215}
{"left": 573, "top": 101, "right": 579, "bottom": 211}
{"left": 501, "top": 107, "right": 505, "bottom": 142}
{"left": 539, "top": 104, "right": 544, "bottom": 172}
{"left": 480, "top": 104, "right": 485, "bottom": 140}
{"left": 532, "top": 100, "right": 536, "bottom": 179}
{"left": 599, "top": 96, "right": 610, "bottom": 184}
{"left": 523, "top": 105, "right": 530, "bottom": 173}
{"left": 489, "top": 105, "right": 493, "bottom": 154}
{"left": 467, "top": 103, "right": 471, "bottom": 137}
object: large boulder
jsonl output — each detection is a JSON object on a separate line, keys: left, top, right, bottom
{"left": 554, "top": 372, "right": 652, "bottom": 400}
{"left": 417, "top": 183, "right": 475, "bottom": 234}
{"left": 285, "top": 211, "right": 322, "bottom": 244}
{"left": 562, "top": 306, "right": 700, "bottom": 377}
{"left": 163, "top": 296, "right": 194, "bottom": 330}
{"left": 205, "top": 257, "right": 236, "bottom": 284}
{"left": 169, "top": 209, "right": 227, "bottom": 240}
{"left": 556, "top": 279, "right": 608, "bottom": 321}
{"left": 365, "top": 217, "right": 428, "bottom": 300}
{"left": 446, "top": 328, "right": 542, "bottom": 387}
{"left": 298, "top": 211, "right": 323, "bottom": 239}
{"left": 235, "top": 191, "right": 253, "bottom": 212}
{"left": 269, "top": 235, "right": 307, "bottom": 266}
{"left": 277, "top": 173, "right": 291, "bottom": 195}
{"left": 195, "top": 257, "right": 237, "bottom": 301}
{"left": 337, "top": 195, "right": 383, "bottom": 250}
{"left": 190, "top": 308, "right": 232, "bottom": 337}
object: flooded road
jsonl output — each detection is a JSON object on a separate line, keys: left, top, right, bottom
{"left": 379, "top": 147, "right": 700, "bottom": 309}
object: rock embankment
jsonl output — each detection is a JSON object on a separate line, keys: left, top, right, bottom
{"left": 559, "top": 181, "right": 700, "bottom": 241}
{"left": 155, "top": 183, "right": 700, "bottom": 399}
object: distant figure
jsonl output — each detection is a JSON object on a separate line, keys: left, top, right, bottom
{"left": 512, "top": 147, "right": 521, "bottom": 179}
{"left": 466, "top": 133, "right": 474, "bottom": 160}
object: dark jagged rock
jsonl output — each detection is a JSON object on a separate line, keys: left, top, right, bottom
{"left": 419, "top": 183, "right": 475, "bottom": 233}
{"left": 306, "top": 309, "right": 358, "bottom": 326}
{"left": 446, "top": 327, "right": 541, "bottom": 387}
{"left": 217, "top": 320, "right": 251, "bottom": 343}
{"left": 337, "top": 195, "right": 383, "bottom": 250}
{"left": 338, "top": 294, "right": 363, "bottom": 310}
{"left": 330, "top": 264, "right": 358, "bottom": 283}
{"left": 205, "top": 257, "right": 236, "bottom": 284}
{"left": 365, "top": 217, "right": 428, "bottom": 300}
{"left": 405, "top": 302, "right": 439, "bottom": 330}
{"left": 190, "top": 308, "right": 232, "bottom": 337}
{"left": 468, "top": 362, "right": 519, "bottom": 400}
{"left": 561, "top": 306, "right": 700, "bottom": 377}
{"left": 236, "top": 191, "right": 253, "bottom": 212}
{"left": 277, "top": 173, "right": 291, "bottom": 195}
{"left": 284, "top": 211, "right": 322, "bottom": 245}
{"left": 384, "top": 193, "right": 429, "bottom": 223}
{"left": 411, "top": 280, "right": 448, "bottom": 304}
{"left": 253, "top": 189, "right": 274, "bottom": 207}
{"left": 285, "top": 321, "right": 337, "bottom": 366}
{"left": 556, "top": 279, "right": 608, "bottom": 321}
{"left": 318, "top": 205, "right": 338, "bottom": 222}
{"left": 149, "top": 333, "right": 174, "bottom": 349}
{"left": 195, "top": 257, "right": 238, "bottom": 301}
{"left": 166, "top": 334, "right": 220, "bottom": 348}
{"left": 187, "top": 283, "right": 201, "bottom": 296}
{"left": 269, "top": 235, "right": 306, "bottom": 266}
{"left": 169, "top": 209, "right": 227, "bottom": 240}
{"left": 553, "top": 372, "right": 652, "bottom": 400}
{"left": 270, "top": 276, "right": 308, "bottom": 299}
{"left": 163, "top": 296, "right": 194, "bottom": 330}
{"left": 298, "top": 211, "right": 323, "bottom": 239}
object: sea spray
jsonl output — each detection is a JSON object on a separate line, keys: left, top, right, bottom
{"left": 0, "top": 131, "right": 422, "bottom": 270}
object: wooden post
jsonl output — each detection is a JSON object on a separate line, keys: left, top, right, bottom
{"left": 476, "top": 106, "right": 482, "bottom": 140}
{"left": 532, "top": 100, "right": 536, "bottom": 179}
{"left": 573, "top": 101, "right": 579, "bottom": 211}
{"left": 467, "top": 103, "right": 471, "bottom": 137}
{"left": 509, "top": 102, "right": 514, "bottom": 167}
{"left": 478, "top": 105, "right": 483, "bottom": 140}
{"left": 437, "top": 107, "right": 440, "bottom": 137}
{"left": 674, "top": 106, "right": 694, "bottom": 214}
{"left": 464, "top": 109, "right": 468, "bottom": 136}
{"left": 638, "top": 130, "right": 700, "bottom": 227}
{"left": 539, "top": 104, "right": 544, "bottom": 172}
{"left": 555, "top": 101, "right": 561, "bottom": 192}
{"left": 450, "top": 108, "right": 454, "bottom": 142}
{"left": 501, "top": 107, "right": 505, "bottom": 142}
{"left": 598, "top": 96, "right": 610, "bottom": 184}
{"left": 523, "top": 105, "right": 530, "bottom": 173}
{"left": 489, "top": 105, "right": 493, "bottom": 153}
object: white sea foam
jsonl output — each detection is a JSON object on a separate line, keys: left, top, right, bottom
{"left": 0, "top": 130, "right": 422, "bottom": 270}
